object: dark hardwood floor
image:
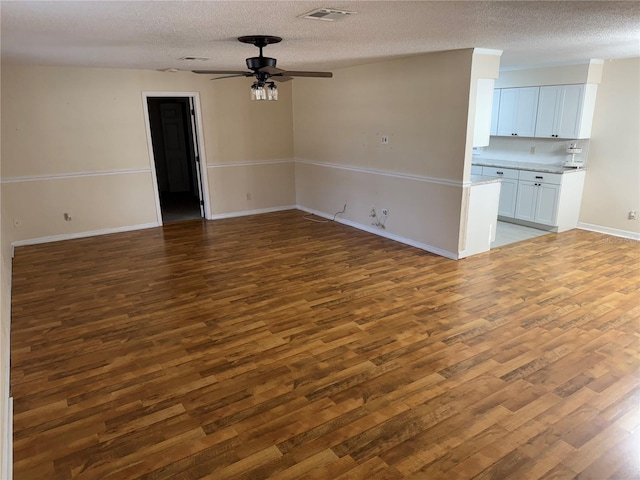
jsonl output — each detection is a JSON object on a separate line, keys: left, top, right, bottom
{"left": 10, "top": 210, "right": 640, "bottom": 479}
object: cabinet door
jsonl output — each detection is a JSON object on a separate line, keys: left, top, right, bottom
{"left": 513, "top": 87, "right": 539, "bottom": 137}
{"left": 535, "top": 86, "right": 562, "bottom": 138}
{"left": 497, "top": 178, "right": 518, "bottom": 218}
{"left": 557, "top": 84, "right": 584, "bottom": 139}
{"left": 496, "top": 88, "right": 518, "bottom": 136}
{"left": 535, "top": 85, "right": 586, "bottom": 139}
{"left": 514, "top": 181, "right": 538, "bottom": 222}
{"left": 535, "top": 183, "right": 560, "bottom": 225}
{"left": 496, "top": 87, "right": 539, "bottom": 137}
{"left": 490, "top": 89, "right": 500, "bottom": 136}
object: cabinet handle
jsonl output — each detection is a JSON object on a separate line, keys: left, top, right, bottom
{"left": 496, "top": 171, "right": 504, "bottom": 175}
{"left": 535, "top": 176, "right": 543, "bottom": 179}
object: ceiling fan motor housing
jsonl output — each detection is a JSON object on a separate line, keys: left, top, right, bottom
{"left": 246, "top": 56, "right": 277, "bottom": 71}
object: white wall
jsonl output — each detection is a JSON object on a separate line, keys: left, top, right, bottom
{"left": 495, "top": 60, "right": 603, "bottom": 88}
{"left": 579, "top": 58, "right": 640, "bottom": 236}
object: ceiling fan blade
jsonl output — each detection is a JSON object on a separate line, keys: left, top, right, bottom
{"left": 209, "top": 74, "right": 250, "bottom": 81}
{"left": 192, "top": 70, "right": 251, "bottom": 75}
{"left": 260, "top": 66, "right": 286, "bottom": 75}
{"left": 279, "top": 71, "right": 333, "bottom": 78}
{"left": 271, "top": 76, "right": 294, "bottom": 83}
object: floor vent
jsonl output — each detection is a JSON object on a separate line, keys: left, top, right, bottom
{"left": 299, "top": 8, "right": 356, "bottom": 21}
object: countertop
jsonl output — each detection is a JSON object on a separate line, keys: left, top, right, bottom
{"left": 472, "top": 157, "right": 584, "bottom": 174}
{"left": 470, "top": 175, "right": 502, "bottom": 186}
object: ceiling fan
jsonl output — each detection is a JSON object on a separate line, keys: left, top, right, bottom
{"left": 192, "top": 35, "right": 333, "bottom": 101}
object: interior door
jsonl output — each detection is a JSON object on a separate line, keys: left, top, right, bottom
{"left": 188, "top": 97, "right": 205, "bottom": 217}
{"left": 160, "top": 102, "right": 191, "bottom": 193}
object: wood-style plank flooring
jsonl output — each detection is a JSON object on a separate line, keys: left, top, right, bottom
{"left": 10, "top": 210, "right": 640, "bottom": 479}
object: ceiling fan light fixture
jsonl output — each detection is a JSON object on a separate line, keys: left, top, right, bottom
{"left": 267, "top": 83, "right": 278, "bottom": 101}
{"left": 250, "top": 82, "right": 266, "bottom": 101}
{"left": 251, "top": 81, "right": 278, "bottom": 101}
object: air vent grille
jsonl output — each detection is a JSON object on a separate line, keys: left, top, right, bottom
{"left": 300, "top": 8, "right": 356, "bottom": 21}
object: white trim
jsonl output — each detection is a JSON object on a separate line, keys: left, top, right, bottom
{"left": 499, "top": 59, "right": 599, "bottom": 72}
{"left": 296, "top": 205, "right": 459, "bottom": 260}
{"left": 473, "top": 48, "right": 503, "bottom": 57}
{"left": 209, "top": 205, "right": 296, "bottom": 221}
{"left": 141, "top": 91, "right": 201, "bottom": 98}
{"left": 141, "top": 92, "right": 212, "bottom": 224}
{"left": 207, "top": 159, "right": 294, "bottom": 168}
{"left": 295, "top": 158, "right": 464, "bottom": 188}
{"left": 10, "top": 222, "right": 159, "bottom": 248}
{"left": 1, "top": 168, "right": 151, "bottom": 184}
{"left": 577, "top": 222, "right": 640, "bottom": 241}
{"left": 191, "top": 94, "right": 213, "bottom": 221}
{"left": 2, "top": 396, "right": 11, "bottom": 480}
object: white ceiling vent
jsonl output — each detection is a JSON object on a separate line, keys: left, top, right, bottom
{"left": 299, "top": 8, "right": 356, "bottom": 22}
{"left": 179, "top": 56, "right": 210, "bottom": 61}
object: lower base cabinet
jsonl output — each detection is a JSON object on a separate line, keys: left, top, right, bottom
{"left": 515, "top": 181, "right": 560, "bottom": 225}
{"left": 481, "top": 165, "right": 585, "bottom": 232}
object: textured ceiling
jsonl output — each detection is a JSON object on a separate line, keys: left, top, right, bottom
{"left": 1, "top": 1, "right": 639, "bottom": 72}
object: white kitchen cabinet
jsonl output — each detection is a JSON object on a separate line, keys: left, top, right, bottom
{"left": 474, "top": 165, "right": 586, "bottom": 231}
{"left": 496, "top": 87, "right": 539, "bottom": 137}
{"left": 515, "top": 181, "right": 560, "bottom": 225}
{"left": 515, "top": 171, "right": 562, "bottom": 225}
{"left": 481, "top": 166, "right": 518, "bottom": 217}
{"left": 498, "top": 179, "right": 518, "bottom": 217}
{"left": 535, "top": 84, "right": 598, "bottom": 139}
{"left": 490, "top": 89, "right": 500, "bottom": 136}
{"left": 473, "top": 79, "right": 496, "bottom": 147}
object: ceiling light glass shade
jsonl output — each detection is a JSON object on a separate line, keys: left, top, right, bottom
{"left": 251, "top": 82, "right": 267, "bottom": 101}
{"left": 267, "top": 83, "right": 278, "bottom": 101}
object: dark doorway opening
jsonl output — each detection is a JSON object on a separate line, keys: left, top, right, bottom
{"left": 147, "top": 97, "right": 204, "bottom": 224}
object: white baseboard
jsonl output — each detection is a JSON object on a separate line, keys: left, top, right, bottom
{"left": 577, "top": 222, "right": 640, "bottom": 241}
{"left": 296, "top": 205, "right": 459, "bottom": 260}
{"left": 10, "top": 222, "right": 160, "bottom": 249}
{"left": 209, "top": 205, "right": 296, "bottom": 221}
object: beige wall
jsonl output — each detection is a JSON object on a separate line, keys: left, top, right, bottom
{"left": 294, "top": 50, "right": 473, "bottom": 181}
{"left": 1, "top": 64, "right": 296, "bottom": 246}
{"left": 293, "top": 49, "right": 479, "bottom": 256}
{"left": 293, "top": 49, "right": 500, "bottom": 257}
{"left": 580, "top": 58, "right": 640, "bottom": 234}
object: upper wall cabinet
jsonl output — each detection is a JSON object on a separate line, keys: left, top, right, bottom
{"left": 496, "top": 87, "right": 539, "bottom": 137}
{"left": 473, "top": 79, "right": 496, "bottom": 147}
{"left": 490, "top": 89, "right": 500, "bottom": 136}
{"left": 535, "top": 84, "right": 598, "bottom": 139}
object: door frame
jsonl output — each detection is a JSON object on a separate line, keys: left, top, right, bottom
{"left": 142, "top": 91, "right": 212, "bottom": 224}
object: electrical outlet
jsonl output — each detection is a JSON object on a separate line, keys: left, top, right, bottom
{"left": 629, "top": 211, "right": 637, "bottom": 220}
{"left": 381, "top": 208, "right": 389, "bottom": 216}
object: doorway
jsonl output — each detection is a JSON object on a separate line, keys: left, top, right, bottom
{"left": 145, "top": 95, "right": 208, "bottom": 224}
